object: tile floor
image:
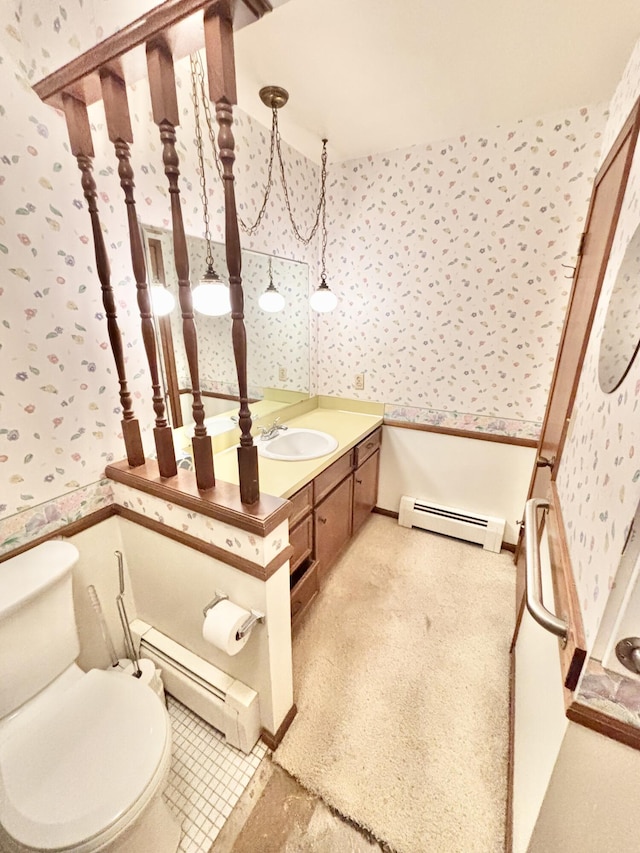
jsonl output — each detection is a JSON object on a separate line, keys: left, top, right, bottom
{"left": 163, "top": 694, "right": 267, "bottom": 853}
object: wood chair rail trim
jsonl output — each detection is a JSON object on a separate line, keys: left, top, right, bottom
{"left": 106, "top": 458, "right": 291, "bottom": 535}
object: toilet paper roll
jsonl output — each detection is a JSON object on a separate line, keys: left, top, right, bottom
{"left": 202, "top": 599, "right": 251, "bottom": 656}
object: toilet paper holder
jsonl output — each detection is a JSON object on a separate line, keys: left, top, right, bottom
{"left": 202, "top": 591, "right": 265, "bottom": 640}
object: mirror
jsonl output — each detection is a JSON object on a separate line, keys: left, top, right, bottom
{"left": 598, "top": 222, "right": 640, "bottom": 393}
{"left": 142, "top": 225, "right": 310, "bottom": 433}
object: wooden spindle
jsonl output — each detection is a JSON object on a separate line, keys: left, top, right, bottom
{"left": 204, "top": 7, "right": 259, "bottom": 505}
{"left": 147, "top": 40, "right": 215, "bottom": 491}
{"left": 62, "top": 93, "right": 145, "bottom": 468}
{"left": 100, "top": 71, "right": 178, "bottom": 479}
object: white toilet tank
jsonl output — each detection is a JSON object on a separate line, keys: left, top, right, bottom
{"left": 0, "top": 540, "right": 81, "bottom": 718}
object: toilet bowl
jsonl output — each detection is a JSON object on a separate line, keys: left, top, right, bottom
{"left": 0, "top": 667, "right": 180, "bottom": 853}
{"left": 0, "top": 541, "right": 181, "bottom": 853}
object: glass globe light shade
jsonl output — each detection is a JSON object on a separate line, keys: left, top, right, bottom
{"left": 192, "top": 266, "right": 231, "bottom": 316}
{"left": 310, "top": 277, "right": 338, "bottom": 313}
{"left": 259, "top": 284, "right": 285, "bottom": 313}
{"left": 150, "top": 285, "right": 175, "bottom": 317}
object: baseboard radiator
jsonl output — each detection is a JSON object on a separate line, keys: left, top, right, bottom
{"left": 398, "top": 496, "right": 505, "bottom": 553}
{"left": 130, "top": 619, "right": 260, "bottom": 753}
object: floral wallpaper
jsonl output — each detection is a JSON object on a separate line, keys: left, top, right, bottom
{"left": 0, "top": 40, "right": 144, "bottom": 523}
{"left": 320, "top": 106, "right": 607, "bottom": 436}
{"left": 557, "top": 36, "right": 640, "bottom": 648}
{"left": 384, "top": 405, "right": 540, "bottom": 442}
{"left": 0, "top": 479, "right": 114, "bottom": 556}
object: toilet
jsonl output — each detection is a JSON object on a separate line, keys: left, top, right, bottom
{"left": 0, "top": 540, "right": 181, "bottom": 853}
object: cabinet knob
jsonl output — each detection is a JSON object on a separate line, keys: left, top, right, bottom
{"left": 318, "top": 516, "right": 327, "bottom": 525}
{"left": 355, "top": 478, "right": 363, "bottom": 485}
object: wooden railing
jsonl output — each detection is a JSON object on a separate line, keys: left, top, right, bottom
{"left": 33, "top": 0, "right": 270, "bottom": 504}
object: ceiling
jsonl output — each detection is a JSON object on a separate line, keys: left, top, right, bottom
{"left": 233, "top": 0, "right": 640, "bottom": 163}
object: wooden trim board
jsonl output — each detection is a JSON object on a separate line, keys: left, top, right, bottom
{"left": 261, "top": 704, "right": 297, "bottom": 750}
{"left": 547, "top": 482, "right": 587, "bottom": 696}
{"left": 567, "top": 700, "right": 640, "bottom": 753}
{"left": 0, "top": 501, "right": 293, "bottom": 580}
{"left": 33, "top": 0, "right": 272, "bottom": 108}
{"left": 383, "top": 419, "right": 537, "bottom": 448}
{"left": 106, "top": 458, "right": 291, "bottom": 536}
{"left": 0, "top": 505, "right": 116, "bottom": 564}
{"left": 505, "top": 648, "right": 516, "bottom": 853}
{"left": 115, "top": 505, "right": 293, "bottom": 580}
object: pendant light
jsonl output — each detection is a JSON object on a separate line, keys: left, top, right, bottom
{"left": 192, "top": 264, "right": 231, "bottom": 316}
{"left": 149, "top": 283, "right": 175, "bottom": 317}
{"left": 310, "top": 189, "right": 337, "bottom": 313}
{"left": 190, "top": 58, "right": 231, "bottom": 317}
{"left": 190, "top": 56, "right": 337, "bottom": 312}
{"left": 259, "top": 257, "right": 285, "bottom": 312}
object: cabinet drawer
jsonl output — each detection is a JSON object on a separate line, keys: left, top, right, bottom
{"left": 355, "top": 427, "right": 382, "bottom": 468}
{"left": 313, "top": 449, "right": 354, "bottom": 504}
{"left": 288, "top": 483, "right": 313, "bottom": 528}
{"left": 289, "top": 514, "right": 313, "bottom": 575}
{"left": 290, "top": 561, "right": 319, "bottom": 627}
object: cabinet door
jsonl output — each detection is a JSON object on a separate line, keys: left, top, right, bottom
{"left": 353, "top": 450, "right": 380, "bottom": 534}
{"left": 314, "top": 475, "right": 353, "bottom": 579}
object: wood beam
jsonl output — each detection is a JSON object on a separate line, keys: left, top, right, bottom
{"left": 33, "top": 0, "right": 272, "bottom": 109}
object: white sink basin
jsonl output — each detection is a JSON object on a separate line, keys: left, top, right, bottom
{"left": 257, "top": 428, "right": 338, "bottom": 461}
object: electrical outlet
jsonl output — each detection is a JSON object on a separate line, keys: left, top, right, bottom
{"left": 354, "top": 373, "right": 365, "bottom": 390}
{"left": 278, "top": 366, "right": 287, "bottom": 382}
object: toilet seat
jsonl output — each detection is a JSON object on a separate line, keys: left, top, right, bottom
{"left": 0, "top": 669, "right": 170, "bottom": 851}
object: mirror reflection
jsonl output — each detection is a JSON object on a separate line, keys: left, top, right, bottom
{"left": 598, "top": 222, "right": 640, "bottom": 393}
{"left": 142, "top": 225, "right": 310, "bottom": 432}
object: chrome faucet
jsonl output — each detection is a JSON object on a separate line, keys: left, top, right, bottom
{"left": 257, "top": 418, "right": 288, "bottom": 441}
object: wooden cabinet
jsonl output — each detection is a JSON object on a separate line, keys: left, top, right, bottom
{"left": 289, "top": 514, "right": 313, "bottom": 574}
{"left": 288, "top": 427, "right": 382, "bottom": 626}
{"left": 290, "top": 560, "right": 319, "bottom": 630}
{"left": 315, "top": 473, "right": 354, "bottom": 581}
{"left": 353, "top": 450, "right": 380, "bottom": 534}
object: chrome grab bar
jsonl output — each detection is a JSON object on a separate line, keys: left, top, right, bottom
{"left": 524, "top": 498, "right": 568, "bottom": 645}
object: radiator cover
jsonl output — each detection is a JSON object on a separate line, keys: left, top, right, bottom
{"left": 130, "top": 619, "right": 261, "bottom": 753}
{"left": 398, "top": 496, "right": 505, "bottom": 553}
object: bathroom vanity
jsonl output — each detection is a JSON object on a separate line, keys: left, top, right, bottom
{"left": 287, "top": 426, "right": 382, "bottom": 629}
{"left": 210, "top": 402, "right": 383, "bottom": 630}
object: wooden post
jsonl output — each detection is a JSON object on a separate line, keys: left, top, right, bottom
{"left": 61, "top": 93, "right": 145, "bottom": 468}
{"left": 100, "top": 71, "right": 178, "bottom": 479}
{"left": 204, "top": 5, "right": 260, "bottom": 505}
{"left": 147, "top": 40, "right": 215, "bottom": 491}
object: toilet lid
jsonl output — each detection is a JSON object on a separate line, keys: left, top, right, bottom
{"left": 0, "top": 669, "right": 168, "bottom": 850}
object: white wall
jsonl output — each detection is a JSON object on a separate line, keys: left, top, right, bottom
{"left": 118, "top": 518, "right": 292, "bottom": 736}
{"left": 69, "top": 517, "right": 134, "bottom": 672}
{"left": 528, "top": 722, "right": 640, "bottom": 853}
{"left": 378, "top": 425, "right": 535, "bottom": 546}
{"left": 67, "top": 516, "right": 293, "bottom": 736}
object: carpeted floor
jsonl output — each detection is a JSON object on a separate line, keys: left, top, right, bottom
{"left": 273, "top": 514, "right": 515, "bottom": 853}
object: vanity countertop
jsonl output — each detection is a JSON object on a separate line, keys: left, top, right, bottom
{"left": 213, "top": 407, "right": 383, "bottom": 499}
